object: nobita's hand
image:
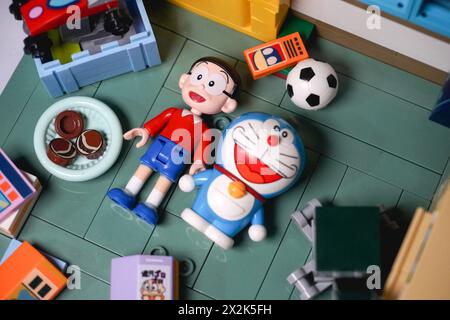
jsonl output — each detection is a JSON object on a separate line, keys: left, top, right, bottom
{"left": 123, "top": 128, "right": 149, "bottom": 148}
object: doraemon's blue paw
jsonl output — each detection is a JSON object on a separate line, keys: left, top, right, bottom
{"left": 133, "top": 203, "right": 158, "bottom": 225}
{"left": 107, "top": 188, "right": 136, "bottom": 210}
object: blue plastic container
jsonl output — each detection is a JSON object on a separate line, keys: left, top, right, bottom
{"left": 360, "top": 0, "right": 415, "bottom": 19}
{"left": 35, "top": 0, "right": 161, "bottom": 98}
{"left": 360, "top": 0, "right": 450, "bottom": 38}
{"left": 409, "top": 0, "right": 450, "bottom": 38}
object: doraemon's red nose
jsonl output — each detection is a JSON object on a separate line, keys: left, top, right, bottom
{"left": 267, "top": 135, "right": 279, "bottom": 146}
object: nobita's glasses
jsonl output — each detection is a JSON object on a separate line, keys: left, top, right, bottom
{"left": 187, "top": 65, "right": 236, "bottom": 98}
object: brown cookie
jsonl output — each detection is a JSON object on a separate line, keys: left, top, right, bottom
{"left": 47, "top": 138, "right": 77, "bottom": 167}
{"left": 76, "top": 130, "right": 105, "bottom": 160}
{"left": 55, "top": 110, "right": 84, "bottom": 140}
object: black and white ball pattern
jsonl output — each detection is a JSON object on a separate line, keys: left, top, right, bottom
{"left": 286, "top": 59, "right": 338, "bottom": 111}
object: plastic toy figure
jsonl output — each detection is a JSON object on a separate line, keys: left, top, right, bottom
{"left": 107, "top": 57, "right": 240, "bottom": 225}
{"left": 9, "top": 0, "right": 132, "bottom": 61}
{"left": 178, "top": 112, "right": 306, "bottom": 249}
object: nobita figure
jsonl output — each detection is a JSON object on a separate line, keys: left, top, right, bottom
{"left": 107, "top": 57, "right": 240, "bottom": 225}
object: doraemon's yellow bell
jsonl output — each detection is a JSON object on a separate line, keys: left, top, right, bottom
{"left": 228, "top": 181, "right": 247, "bottom": 199}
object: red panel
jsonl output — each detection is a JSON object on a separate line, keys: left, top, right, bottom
{"left": 21, "top": 0, "right": 119, "bottom": 36}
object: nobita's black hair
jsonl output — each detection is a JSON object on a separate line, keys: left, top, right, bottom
{"left": 188, "top": 56, "right": 241, "bottom": 99}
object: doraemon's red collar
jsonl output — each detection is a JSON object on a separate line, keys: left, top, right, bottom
{"left": 214, "top": 165, "right": 266, "bottom": 203}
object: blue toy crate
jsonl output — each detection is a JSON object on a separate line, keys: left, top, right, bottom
{"left": 409, "top": 0, "right": 450, "bottom": 38}
{"left": 35, "top": 0, "right": 161, "bottom": 98}
{"left": 360, "top": 0, "right": 416, "bottom": 19}
{"left": 360, "top": 0, "right": 450, "bottom": 38}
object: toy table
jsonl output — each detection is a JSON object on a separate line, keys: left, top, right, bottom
{"left": 0, "top": 0, "right": 449, "bottom": 300}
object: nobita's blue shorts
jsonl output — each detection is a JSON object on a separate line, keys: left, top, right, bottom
{"left": 140, "top": 135, "right": 190, "bottom": 182}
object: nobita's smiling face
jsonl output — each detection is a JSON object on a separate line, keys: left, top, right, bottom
{"left": 218, "top": 113, "right": 306, "bottom": 198}
{"left": 179, "top": 58, "right": 239, "bottom": 115}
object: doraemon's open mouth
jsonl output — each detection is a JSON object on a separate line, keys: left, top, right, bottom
{"left": 234, "top": 144, "right": 282, "bottom": 184}
{"left": 189, "top": 91, "right": 206, "bottom": 103}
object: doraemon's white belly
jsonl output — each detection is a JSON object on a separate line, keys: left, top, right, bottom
{"left": 207, "top": 175, "right": 255, "bottom": 221}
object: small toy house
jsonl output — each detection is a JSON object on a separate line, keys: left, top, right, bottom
{"left": 111, "top": 255, "right": 179, "bottom": 300}
{"left": 0, "top": 241, "right": 67, "bottom": 300}
{"left": 0, "top": 172, "right": 42, "bottom": 238}
{"left": 0, "top": 149, "right": 37, "bottom": 223}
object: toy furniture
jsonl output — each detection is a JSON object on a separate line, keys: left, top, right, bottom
{"left": 111, "top": 255, "right": 179, "bottom": 300}
{"left": 28, "top": 0, "right": 161, "bottom": 97}
{"left": 0, "top": 241, "right": 67, "bottom": 300}
{"left": 0, "top": 172, "right": 41, "bottom": 238}
{"left": 0, "top": 239, "right": 68, "bottom": 272}
{"left": 289, "top": 201, "right": 380, "bottom": 300}
{"left": 0, "top": 149, "right": 37, "bottom": 224}
{"left": 167, "top": 0, "right": 291, "bottom": 41}
{"left": 384, "top": 179, "right": 450, "bottom": 300}
{"left": 244, "top": 32, "right": 309, "bottom": 80}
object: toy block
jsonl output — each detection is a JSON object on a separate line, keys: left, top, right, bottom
{"left": 167, "top": 0, "right": 291, "bottom": 42}
{"left": 0, "top": 171, "right": 41, "bottom": 238}
{"left": 291, "top": 199, "right": 322, "bottom": 243}
{"left": 0, "top": 149, "right": 37, "bottom": 223}
{"left": 111, "top": 255, "right": 179, "bottom": 300}
{"left": 287, "top": 260, "right": 333, "bottom": 300}
{"left": 0, "top": 241, "right": 67, "bottom": 300}
{"left": 279, "top": 12, "right": 315, "bottom": 42}
{"left": 244, "top": 32, "right": 309, "bottom": 80}
{"left": 1, "top": 239, "right": 68, "bottom": 272}
{"left": 314, "top": 207, "right": 381, "bottom": 278}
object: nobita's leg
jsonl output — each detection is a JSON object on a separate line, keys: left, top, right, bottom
{"left": 133, "top": 175, "right": 172, "bottom": 225}
{"left": 125, "top": 165, "right": 153, "bottom": 196}
{"left": 145, "top": 175, "right": 172, "bottom": 208}
{"left": 107, "top": 165, "right": 153, "bottom": 210}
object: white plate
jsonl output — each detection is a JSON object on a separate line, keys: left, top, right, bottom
{"left": 34, "top": 97, "right": 123, "bottom": 182}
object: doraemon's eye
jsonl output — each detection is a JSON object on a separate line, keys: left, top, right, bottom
{"left": 263, "top": 119, "right": 280, "bottom": 135}
{"left": 280, "top": 129, "right": 294, "bottom": 144}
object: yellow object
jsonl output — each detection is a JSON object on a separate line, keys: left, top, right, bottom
{"left": 167, "top": 0, "right": 291, "bottom": 41}
{"left": 48, "top": 29, "right": 81, "bottom": 65}
{"left": 228, "top": 181, "right": 247, "bottom": 199}
{"left": 383, "top": 179, "right": 450, "bottom": 300}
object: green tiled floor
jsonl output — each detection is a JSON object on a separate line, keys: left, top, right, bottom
{"left": 0, "top": 0, "right": 448, "bottom": 300}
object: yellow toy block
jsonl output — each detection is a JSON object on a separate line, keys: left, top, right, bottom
{"left": 167, "top": 0, "right": 291, "bottom": 41}
{"left": 48, "top": 29, "right": 81, "bottom": 65}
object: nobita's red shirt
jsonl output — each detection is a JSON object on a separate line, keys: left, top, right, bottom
{"left": 143, "top": 108, "right": 212, "bottom": 164}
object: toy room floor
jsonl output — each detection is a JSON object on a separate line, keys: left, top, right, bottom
{"left": 0, "top": 1, "right": 449, "bottom": 300}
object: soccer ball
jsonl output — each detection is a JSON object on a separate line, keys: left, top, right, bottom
{"left": 286, "top": 59, "right": 339, "bottom": 111}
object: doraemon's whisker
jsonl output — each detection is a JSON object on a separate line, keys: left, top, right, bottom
{"left": 280, "top": 153, "right": 299, "bottom": 159}
{"left": 248, "top": 122, "right": 259, "bottom": 139}
{"left": 233, "top": 139, "right": 252, "bottom": 150}
{"left": 241, "top": 133, "right": 256, "bottom": 145}
{"left": 278, "top": 160, "right": 296, "bottom": 171}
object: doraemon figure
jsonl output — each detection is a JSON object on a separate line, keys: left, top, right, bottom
{"left": 178, "top": 112, "right": 306, "bottom": 249}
